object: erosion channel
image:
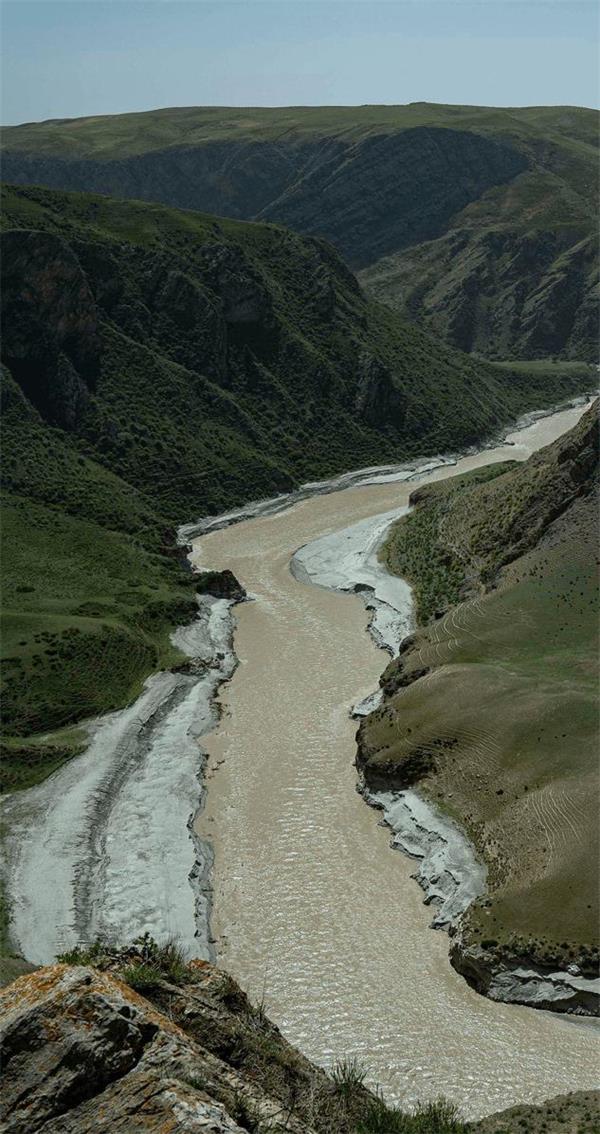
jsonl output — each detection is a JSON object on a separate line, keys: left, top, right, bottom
{"left": 191, "top": 401, "right": 599, "bottom": 1117}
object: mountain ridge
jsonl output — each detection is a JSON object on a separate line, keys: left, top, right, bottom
{"left": 3, "top": 102, "right": 598, "bottom": 360}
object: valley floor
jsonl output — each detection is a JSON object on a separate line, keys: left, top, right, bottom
{"left": 2, "top": 399, "right": 598, "bottom": 1120}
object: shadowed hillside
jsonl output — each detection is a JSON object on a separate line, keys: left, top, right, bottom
{"left": 2, "top": 103, "right": 598, "bottom": 359}
{"left": 3, "top": 180, "right": 589, "bottom": 787}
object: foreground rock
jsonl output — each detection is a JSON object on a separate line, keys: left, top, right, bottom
{"left": 0, "top": 961, "right": 325, "bottom": 1133}
{"left": 1, "top": 956, "right": 598, "bottom": 1133}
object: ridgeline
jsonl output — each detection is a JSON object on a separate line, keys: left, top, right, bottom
{"left": 2, "top": 103, "right": 598, "bottom": 359}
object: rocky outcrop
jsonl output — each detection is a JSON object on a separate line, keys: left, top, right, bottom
{"left": 364, "top": 789, "right": 487, "bottom": 928}
{"left": 361, "top": 228, "right": 599, "bottom": 361}
{"left": 0, "top": 963, "right": 318, "bottom": 1133}
{"left": 450, "top": 939, "right": 600, "bottom": 1016}
{"left": 198, "top": 244, "right": 273, "bottom": 328}
{"left": 0, "top": 229, "right": 100, "bottom": 426}
{"left": 354, "top": 351, "right": 406, "bottom": 430}
{"left": 194, "top": 569, "right": 247, "bottom": 602}
{"left": 1, "top": 960, "right": 598, "bottom": 1132}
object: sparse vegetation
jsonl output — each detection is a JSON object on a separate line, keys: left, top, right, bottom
{"left": 362, "top": 405, "right": 599, "bottom": 977}
{"left": 57, "top": 932, "right": 190, "bottom": 988}
{"left": 330, "top": 1055, "right": 369, "bottom": 1097}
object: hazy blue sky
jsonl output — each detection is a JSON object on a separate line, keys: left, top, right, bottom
{"left": 2, "top": 1, "right": 598, "bottom": 125}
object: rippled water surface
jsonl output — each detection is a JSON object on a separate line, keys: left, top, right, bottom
{"left": 192, "top": 405, "right": 599, "bottom": 1118}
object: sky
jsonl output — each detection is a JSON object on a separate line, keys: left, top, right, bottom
{"left": 1, "top": 0, "right": 598, "bottom": 126}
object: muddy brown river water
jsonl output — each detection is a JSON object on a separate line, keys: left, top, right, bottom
{"left": 191, "top": 405, "right": 599, "bottom": 1118}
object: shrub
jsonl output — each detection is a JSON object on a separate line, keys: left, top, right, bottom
{"left": 358, "top": 1095, "right": 466, "bottom": 1134}
{"left": 122, "top": 962, "right": 163, "bottom": 991}
{"left": 410, "top": 1098, "right": 466, "bottom": 1132}
{"left": 131, "top": 932, "right": 189, "bottom": 984}
{"left": 331, "top": 1054, "right": 368, "bottom": 1096}
{"left": 56, "top": 940, "right": 107, "bottom": 966}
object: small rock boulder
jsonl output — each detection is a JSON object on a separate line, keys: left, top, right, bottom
{"left": 194, "top": 569, "right": 246, "bottom": 601}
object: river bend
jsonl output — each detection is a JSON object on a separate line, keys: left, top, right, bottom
{"left": 191, "top": 403, "right": 599, "bottom": 1117}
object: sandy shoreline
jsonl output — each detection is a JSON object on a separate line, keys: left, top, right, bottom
{"left": 1, "top": 594, "right": 239, "bottom": 963}
{"left": 289, "top": 497, "right": 599, "bottom": 1014}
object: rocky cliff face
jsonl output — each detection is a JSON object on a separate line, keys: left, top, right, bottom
{"left": 261, "top": 128, "right": 527, "bottom": 269}
{"left": 0, "top": 129, "right": 525, "bottom": 268}
{"left": 0, "top": 136, "right": 341, "bottom": 224}
{"left": 361, "top": 228, "right": 599, "bottom": 361}
{"left": 1, "top": 230, "right": 100, "bottom": 426}
{"left": 0, "top": 963, "right": 321, "bottom": 1133}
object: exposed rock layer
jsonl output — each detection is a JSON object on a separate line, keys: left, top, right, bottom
{"left": 2, "top": 958, "right": 598, "bottom": 1133}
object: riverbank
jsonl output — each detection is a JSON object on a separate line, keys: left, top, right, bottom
{"left": 291, "top": 491, "right": 599, "bottom": 1016}
{"left": 353, "top": 404, "right": 599, "bottom": 1016}
{"left": 190, "top": 396, "right": 598, "bottom": 1115}
{"left": 1, "top": 586, "right": 242, "bottom": 965}
{"left": 2, "top": 395, "right": 597, "bottom": 1115}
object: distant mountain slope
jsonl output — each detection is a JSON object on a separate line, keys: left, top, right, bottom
{"left": 2, "top": 103, "right": 598, "bottom": 359}
{"left": 359, "top": 404, "right": 599, "bottom": 995}
{"left": 3, "top": 180, "right": 590, "bottom": 784}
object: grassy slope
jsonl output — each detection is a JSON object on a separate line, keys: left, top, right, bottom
{"left": 354, "top": 107, "right": 598, "bottom": 358}
{"left": 2, "top": 102, "right": 596, "bottom": 158}
{"left": 0, "top": 182, "right": 592, "bottom": 791}
{"left": 0, "top": 370, "right": 198, "bottom": 789}
{"left": 473, "top": 1092, "right": 600, "bottom": 1134}
{"left": 359, "top": 406, "right": 599, "bottom": 969}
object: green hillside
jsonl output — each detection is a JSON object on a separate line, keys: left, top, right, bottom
{"left": 0, "top": 180, "right": 592, "bottom": 789}
{"left": 358, "top": 405, "right": 599, "bottom": 978}
{"left": 2, "top": 103, "right": 598, "bottom": 359}
{"left": 2, "top": 102, "right": 595, "bottom": 161}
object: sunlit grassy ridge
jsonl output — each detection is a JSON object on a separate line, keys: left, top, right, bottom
{"left": 361, "top": 406, "right": 599, "bottom": 971}
{"left": 2, "top": 102, "right": 596, "bottom": 159}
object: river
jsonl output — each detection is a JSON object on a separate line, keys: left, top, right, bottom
{"left": 191, "top": 401, "right": 599, "bottom": 1117}
{"left": 2, "top": 401, "right": 597, "bottom": 1117}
